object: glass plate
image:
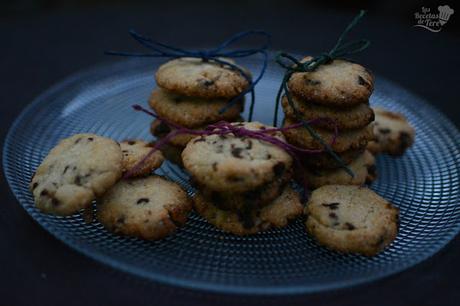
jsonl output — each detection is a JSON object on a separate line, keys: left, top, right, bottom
{"left": 3, "top": 56, "right": 460, "bottom": 295}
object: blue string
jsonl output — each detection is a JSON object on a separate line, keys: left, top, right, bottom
{"left": 106, "top": 30, "right": 271, "bottom": 121}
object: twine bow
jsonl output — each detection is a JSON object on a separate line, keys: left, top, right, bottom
{"left": 274, "top": 10, "right": 370, "bottom": 176}
{"left": 106, "top": 30, "right": 271, "bottom": 121}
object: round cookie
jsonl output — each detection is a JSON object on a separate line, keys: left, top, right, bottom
{"left": 282, "top": 117, "right": 374, "bottom": 152}
{"left": 120, "top": 140, "right": 164, "bottom": 176}
{"left": 199, "top": 168, "right": 292, "bottom": 211}
{"left": 305, "top": 185, "right": 399, "bottom": 256}
{"left": 182, "top": 121, "right": 293, "bottom": 193}
{"left": 97, "top": 176, "right": 192, "bottom": 240}
{"left": 367, "top": 107, "right": 415, "bottom": 156}
{"left": 155, "top": 57, "right": 250, "bottom": 98}
{"left": 287, "top": 56, "right": 374, "bottom": 107}
{"left": 301, "top": 148, "right": 364, "bottom": 170}
{"left": 282, "top": 95, "right": 374, "bottom": 130}
{"left": 194, "top": 185, "right": 303, "bottom": 235}
{"left": 302, "top": 150, "right": 376, "bottom": 189}
{"left": 148, "top": 88, "right": 244, "bottom": 127}
{"left": 30, "top": 134, "right": 123, "bottom": 215}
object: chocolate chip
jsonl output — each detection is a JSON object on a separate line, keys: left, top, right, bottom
{"left": 305, "top": 78, "right": 321, "bottom": 85}
{"left": 322, "top": 202, "right": 340, "bottom": 210}
{"left": 266, "top": 154, "right": 272, "bottom": 160}
{"left": 227, "top": 175, "right": 243, "bottom": 182}
{"left": 51, "top": 198, "right": 60, "bottom": 207}
{"left": 329, "top": 212, "right": 338, "bottom": 219}
{"left": 75, "top": 176, "right": 81, "bottom": 185}
{"left": 32, "top": 182, "right": 38, "bottom": 190}
{"left": 127, "top": 140, "right": 136, "bottom": 145}
{"left": 74, "top": 138, "right": 82, "bottom": 144}
{"left": 357, "top": 75, "right": 371, "bottom": 89}
{"left": 245, "top": 140, "right": 253, "bottom": 150}
{"left": 193, "top": 137, "right": 206, "bottom": 143}
{"left": 116, "top": 216, "right": 125, "bottom": 224}
{"left": 344, "top": 222, "right": 355, "bottom": 230}
{"left": 273, "top": 162, "right": 285, "bottom": 177}
{"left": 212, "top": 162, "right": 218, "bottom": 171}
{"left": 399, "top": 132, "right": 411, "bottom": 148}
{"left": 88, "top": 137, "right": 94, "bottom": 141}
{"left": 219, "top": 135, "right": 227, "bottom": 140}
{"left": 136, "top": 198, "right": 150, "bottom": 204}
{"left": 379, "top": 128, "right": 391, "bottom": 134}
{"left": 63, "top": 166, "right": 69, "bottom": 174}
{"left": 231, "top": 147, "right": 243, "bottom": 158}
{"left": 40, "top": 189, "right": 48, "bottom": 196}
{"left": 202, "top": 79, "right": 214, "bottom": 87}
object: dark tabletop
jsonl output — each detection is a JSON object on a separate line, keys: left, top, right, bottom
{"left": 1, "top": 2, "right": 460, "bottom": 305}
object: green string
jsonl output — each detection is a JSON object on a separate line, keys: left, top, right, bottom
{"left": 274, "top": 10, "right": 370, "bottom": 177}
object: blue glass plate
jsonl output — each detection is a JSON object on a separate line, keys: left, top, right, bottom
{"left": 3, "top": 56, "right": 460, "bottom": 295}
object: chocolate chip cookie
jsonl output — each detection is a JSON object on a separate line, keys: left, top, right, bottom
{"left": 282, "top": 117, "right": 374, "bottom": 152}
{"left": 194, "top": 185, "right": 303, "bottom": 235}
{"left": 182, "top": 121, "right": 293, "bottom": 193}
{"left": 97, "top": 175, "right": 192, "bottom": 240}
{"left": 155, "top": 57, "right": 250, "bottom": 98}
{"left": 305, "top": 185, "right": 399, "bottom": 256}
{"left": 367, "top": 107, "right": 415, "bottom": 156}
{"left": 282, "top": 95, "right": 374, "bottom": 130}
{"left": 120, "top": 140, "right": 164, "bottom": 176}
{"left": 30, "top": 134, "right": 123, "bottom": 215}
{"left": 148, "top": 88, "right": 244, "bottom": 127}
{"left": 287, "top": 56, "right": 374, "bottom": 107}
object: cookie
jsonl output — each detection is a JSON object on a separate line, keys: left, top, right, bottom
{"left": 300, "top": 148, "right": 364, "bottom": 169}
{"left": 30, "top": 134, "right": 123, "bottom": 215}
{"left": 305, "top": 185, "right": 399, "bottom": 256}
{"left": 287, "top": 56, "right": 374, "bottom": 107}
{"left": 148, "top": 88, "right": 244, "bottom": 128}
{"left": 97, "top": 175, "right": 192, "bottom": 240}
{"left": 151, "top": 116, "right": 245, "bottom": 148}
{"left": 302, "top": 151, "right": 376, "bottom": 189}
{"left": 281, "top": 95, "right": 374, "bottom": 130}
{"left": 120, "top": 140, "right": 164, "bottom": 176}
{"left": 182, "top": 121, "right": 293, "bottom": 193}
{"left": 194, "top": 185, "right": 303, "bottom": 235}
{"left": 367, "top": 107, "right": 415, "bottom": 156}
{"left": 199, "top": 168, "right": 292, "bottom": 211}
{"left": 282, "top": 117, "right": 374, "bottom": 152}
{"left": 155, "top": 57, "right": 250, "bottom": 98}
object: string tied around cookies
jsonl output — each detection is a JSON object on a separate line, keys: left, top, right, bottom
{"left": 106, "top": 30, "right": 271, "bottom": 122}
{"left": 125, "top": 104, "right": 338, "bottom": 196}
{"left": 273, "top": 10, "right": 370, "bottom": 177}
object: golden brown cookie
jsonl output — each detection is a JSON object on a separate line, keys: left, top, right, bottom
{"left": 287, "top": 57, "right": 374, "bottom": 107}
{"left": 97, "top": 176, "right": 192, "bottom": 240}
{"left": 182, "top": 121, "right": 293, "bottom": 193}
{"left": 302, "top": 151, "right": 376, "bottom": 189}
{"left": 281, "top": 95, "right": 374, "bottom": 130}
{"left": 30, "top": 134, "right": 123, "bottom": 215}
{"left": 148, "top": 88, "right": 244, "bottom": 128}
{"left": 367, "top": 107, "right": 415, "bottom": 156}
{"left": 155, "top": 57, "right": 251, "bottom": 98}
{"left": 194, "top": 185, "right": 303, "bottom": 235}
{"left": 305, "top": 185, "right": 399, "bottom": 256}
{"left": 120, "top": 140, "right": 164, "bottom": 176}
{"left": 282, "top": 117, "right": 374, "bottom": 153}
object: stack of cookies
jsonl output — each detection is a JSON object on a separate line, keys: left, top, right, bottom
{"left": 182, "top": 122, "right": 303, "bottom": 235}
{"left": 149, "top": 57, "right": 250, "bottom": 165}
{"left": 281, "top": 57, "right": 376, "bottom": 188}
{"left": 30, "top": 133, "right": 193, "bottom": 240}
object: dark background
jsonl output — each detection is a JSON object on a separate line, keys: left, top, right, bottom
{"left": 1, "top": 1, "right": 459, "bottom": 305}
